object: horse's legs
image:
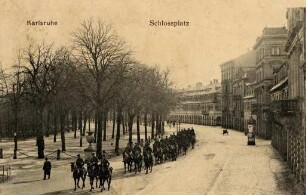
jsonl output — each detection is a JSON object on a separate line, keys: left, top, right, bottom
{"left": 124, "top": 162, "right": 126, "bottom": 174}
{"left": 83, "top": 176, "right": 86, "bottom": 188}
{"left": 74, "top": 178, "right": 77, "bottom": 191}
{"left": 101, "top": 179, "right": 105, "bottom": 192}
{"left": 108, "top": 177, "right": 111, "bottom": 190}
{"left": 77, "top": 178, "right": 80, "bottom": 188}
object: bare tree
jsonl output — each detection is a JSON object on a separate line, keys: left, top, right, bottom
{"left": 72, "top": 19, "right": 132, "bottom": 157}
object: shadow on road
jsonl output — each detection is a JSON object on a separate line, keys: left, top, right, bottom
{"left": 13, "top": 179, "right": 42, "bottom": 184}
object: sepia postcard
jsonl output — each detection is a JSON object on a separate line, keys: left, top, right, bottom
{"left": 1, "top": 0, "right": 306, "bottom": 195}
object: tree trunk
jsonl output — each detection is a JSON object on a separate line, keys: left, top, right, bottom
{"left": 96, "top": 110, "right": 103, "bottom": 159}
{"left": 112, "top": 110, "right": 115, "bottom": 139}
{"left": 46, "top": 109, "right": 50, "bottom": 137}
{"left": 88, "top": 112, "right": 91, "bottom": 132}
{"left": 82, "top": 111, "right": 87, "bottom": 136}
{"left": 78, "top": 110, "right": 82, "bottom": 130}
{"left": 156, "top": 115, "right": 160, "bottom": 137}
{"left": 161, "top": 115, "right": 165, "bottom": 135}
{"left": 37, "top": 109, "right": 45, "bottom": 159}
{"left": 53, "top": 111, "right": 58, "bottom": 142}
{"left": 94, "top": 112, "right": 97, "bottom": 143}
{"left": 122, "top": 113, "right": 125, "bottom": 135}
{"left": 128, "top": 113, "right": 134, "bottom": 144}
{"left": 66, "top": 112, "right": 70, "bottom": 132}
{"left": 151, "top": 114, "right": 155, "bottom": 139}
{"left": 115, "top": 109, "right": 122, "bottom": 155}
{"left": 73, "top": 111, "right": 77, "bottom": 138}
{"left": 103, "top": 111, "right": 107, "bottom": 141}
{"left": 144, "top": 113, "right": 148, "bottom": 140}
{"left": 60, "top": 111, "right": 66, "bottom": 151}
{"left": 136, "top": 114, "right": 140, "bottom": 144}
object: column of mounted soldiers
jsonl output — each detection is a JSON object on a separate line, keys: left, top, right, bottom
{"left": 68, "top": 127, "right": 196, "bottom": 192}
{"left": 123, "top": 127, "right": 196, "bottom": 174}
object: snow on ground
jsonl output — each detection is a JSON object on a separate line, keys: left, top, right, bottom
{"left": 1, "top": 123, "right": 304, "bottom": 195}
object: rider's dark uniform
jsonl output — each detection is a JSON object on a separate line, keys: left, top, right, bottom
{"left": 76, "top": 157, "right": 84, "bottom": 170}
{"left": 143, "top": 143, "right": 152, "bottom": 155}
{"left": 90, "top": 154, "right": 99, "bottom": 168}
{"left": 133, "top": 144, "right": 141, "bottom": 154}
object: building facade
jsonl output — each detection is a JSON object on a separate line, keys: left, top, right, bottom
{"left": 221, "top": 51, "right": 256, "bottom": 130}
{"left": 170, "top": 80, "right": 222, "bottom": 126}
{"left": 282, "top": 8, "right": 305, "bottom": 186}
{"left": 252, "top": 27, "right": 288, "bottom": 139}
{"left": 270, "top": 62, "right": 289, "bottom": 160}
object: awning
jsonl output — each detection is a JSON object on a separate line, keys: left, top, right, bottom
{"left": 270, "top": 78, "right": 288, "bottom": 92}
{"left": 243, "top": 95, "right": 255, "bottom": 99}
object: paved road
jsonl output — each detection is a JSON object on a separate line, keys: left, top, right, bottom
{"left": 1, "top": 124, "right": 303, "bottom": 195}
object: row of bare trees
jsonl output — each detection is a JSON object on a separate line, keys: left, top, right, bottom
{"left": 0, "top": 19, "right": 177, "bottom": 158}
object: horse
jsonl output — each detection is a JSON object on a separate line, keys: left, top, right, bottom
{"left": 98, "top": 165, "right": 113, "bottom": 192}
{"left": 169, "top": 144, "right": 177, "bottom": 161}
{"left": 154, "top": 147, "right": 164, "bottom": 164}
{"left": 143, "top": 152, "right": 153, "bottom": 174}
{"left": 122, "top": 152, "right": 133, "bottom": 174}
{"left": 133, "top": 151, "right": 142, "bottom": 174}
{"left": 87, "top": 163, "right": 99, "bottom": 191}
{"left": 191, "top": 135, "right": 196, "bottom": 149}
{"left": 70, "top": 162, "right": 87, "bottom": 191}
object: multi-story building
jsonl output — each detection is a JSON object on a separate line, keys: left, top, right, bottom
{"left": 170, "top": 80, "right": 222, "bottom": 126}
{"left": 271, "top": 7, "right": 305, "bottom": 187}
{"left": 270, "top": 62, "right": 289, "bottom": 160}
{"left": 220, "top": 51, "right": 256, "bottom": 129}
{"left": 220, "top": 60, "right": 235, "bottom": 128}
{"left": 243, "top": 79, "right": 257, "bottom": 133}
{"left": 252, "top": 27, "right": 288, "bottom": 139}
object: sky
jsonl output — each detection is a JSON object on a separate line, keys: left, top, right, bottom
{"left": 1, "top": 0, "right": 306, "bottom": 88}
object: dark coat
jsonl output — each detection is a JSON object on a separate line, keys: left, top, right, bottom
{"left": 43, "top": 161, "right": 51, "bottom": 174}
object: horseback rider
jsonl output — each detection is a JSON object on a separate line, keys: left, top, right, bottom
{"left": 123, "top": 142, "right": 132, "bottom": 160}
{"left": 143, "top": 141, "right": 152, "bottom": 156}
{"left": 100, "top": 151, "right": 110, "bottom": 169}
{"left": 90, "top": 152, "right": 99, "bottom": 167}
{"left": 76, "top": 154, "right": 84, "bottom": 171}
{"left": 133, "top": 143, "right": 142, "bottom": 155}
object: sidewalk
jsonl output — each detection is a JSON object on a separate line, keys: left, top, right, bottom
{"left": 0, "top": 122, "right": 178, "bottom": 184}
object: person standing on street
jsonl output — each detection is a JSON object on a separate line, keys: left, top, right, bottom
{"left": 43, "top": 157, "right": 52, "bottom": 180}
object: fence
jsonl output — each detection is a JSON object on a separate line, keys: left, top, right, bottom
{"left": 0, "top": 165, "right": 11, "bottom": 183}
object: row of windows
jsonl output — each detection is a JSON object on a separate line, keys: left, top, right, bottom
{"left": 181, "top": 104, "right": 220, "bottom": 111}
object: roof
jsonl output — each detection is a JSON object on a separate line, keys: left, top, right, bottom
{"left": 234, "top": 50, "right": 256, "bottom": 68}
{"left": 262, "top": 27, "right": 287, "bottom": 35}
{"left": 184, "top": 86, "right": 221, "bottom": 96}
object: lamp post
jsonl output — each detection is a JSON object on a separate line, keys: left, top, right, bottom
{"left": 13, "top": 132, "right": 17, "bottom": 159}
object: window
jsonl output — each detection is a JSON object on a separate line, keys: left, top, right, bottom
{"left": 272, "top": 46, "right": 280, "bottom": 55}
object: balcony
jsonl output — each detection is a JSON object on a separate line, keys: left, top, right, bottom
{"left": 270, "top": 100, "right": 300, "bottom": 116}
{"left": 202, "top": 110, "right": 209, "bottom": 115}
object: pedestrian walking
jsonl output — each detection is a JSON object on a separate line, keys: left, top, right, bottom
{"left": 43, "top": 157, "right": 52, "bottom": 180}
